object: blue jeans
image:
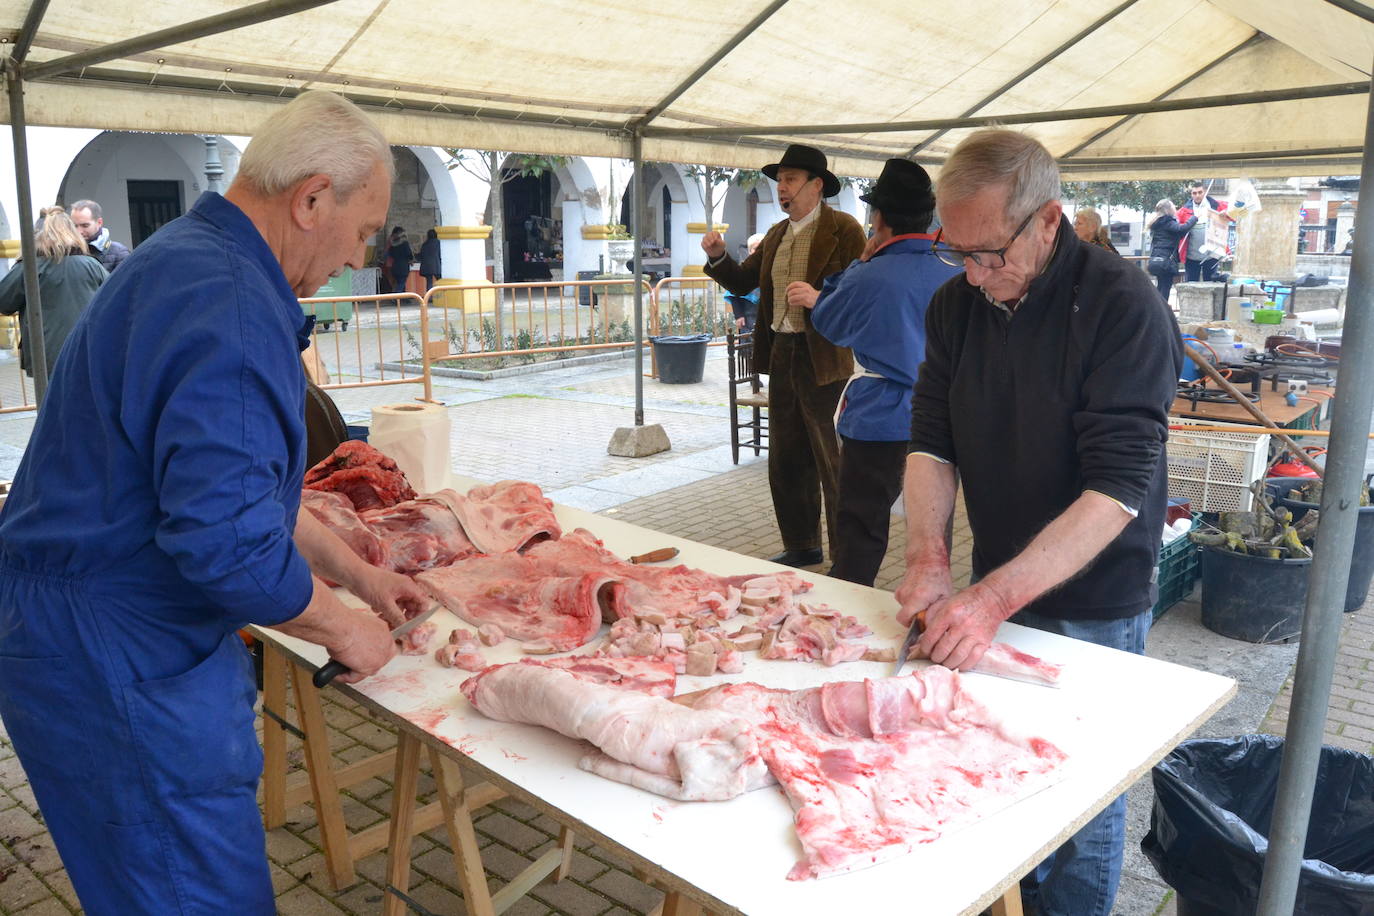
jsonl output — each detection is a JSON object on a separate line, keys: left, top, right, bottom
{"left": 1011, "top": 608, "right": 1152, "bottom": 916}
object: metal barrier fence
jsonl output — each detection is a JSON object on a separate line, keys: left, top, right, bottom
{"left": 300, "top": 291, "right": 432, "bottom": 402}
{"left": 649, "top": 276, "right": 733, "bottom": 339}
{"left": 420, "top": 279, "right": 653, "bottom": 371}
{"left": 0, "top": 321, "right": 36, "bottom": 413}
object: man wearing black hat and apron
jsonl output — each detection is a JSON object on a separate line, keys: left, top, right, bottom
{"left": 803, "top": 159, "right": 959, "bottom": 586}
{"left": 703, "top": 144, "right": 865, "bottom": 568}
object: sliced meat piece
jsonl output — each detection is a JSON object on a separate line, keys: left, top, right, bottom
{"left": 477, "top": 624, "right": 505, "bottom": 647}
{"left": 304, "top": 441, "right": 416, "bottom": 511}
{"left": 436, "top": 644, "right": 487, "bottom": 670}
{"left": 359, "top": 492, "right": 477, "bottom": 574}
{"left": 417, "top": 559, "right": 615, "bottom": 651}
{"left": 398, "top": 621, "right": 438, "bottom": 655}
{"left": 461, "top": 662, "right": 770, "bottom": 801}
{"left": 300, "top": 490, "right": 389, "bottom": 569}
{"left": 449, "top": 480, "right": 562, "bottom": 554}
{"left": 505, "top": 655, "right": 677, "bottom": 698}
{"left": 972, "top": 643, "right": 1063, "bottom": 687}
{"left": 693, "top": 668, "right": 1068, "bottom": 880}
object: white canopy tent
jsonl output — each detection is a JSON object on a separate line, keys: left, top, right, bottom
{"left": 2, "top": 2, "right": 1374, "bottom": 912}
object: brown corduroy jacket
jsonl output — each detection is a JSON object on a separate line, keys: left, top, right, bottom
{"left": 704, "top": 203, "right": 866, "bottom": 386}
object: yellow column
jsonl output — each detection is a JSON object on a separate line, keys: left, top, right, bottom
{"left": 433, "top": 226, "right": 496, "bottom": 312}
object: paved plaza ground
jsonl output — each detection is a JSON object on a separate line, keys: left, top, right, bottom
{"left": 0, "top": 350, "right": 1366, "bottom": 915}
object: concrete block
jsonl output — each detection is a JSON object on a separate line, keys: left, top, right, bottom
{"left": 607, "top": 423, "right": 671, "bottom": 457}
{"left": 1175, "top": 283, "right": 1225, "bottom": 322}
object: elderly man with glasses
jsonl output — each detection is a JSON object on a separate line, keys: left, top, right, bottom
{"left": 896, "top": 129, "right": 1182, "bottom": 916}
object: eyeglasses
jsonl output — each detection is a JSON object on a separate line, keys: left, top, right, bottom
{"left": 931, "top": 207, "right": 1040, "bottom": 269}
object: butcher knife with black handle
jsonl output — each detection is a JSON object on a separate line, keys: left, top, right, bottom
{"left": 313, "top": 604, "right": 441, "bottom": 688}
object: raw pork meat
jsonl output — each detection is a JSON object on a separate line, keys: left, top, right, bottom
{"left": 304, "top": 441, "right": 416, "bottom": 511}
{"left": 461, "top": 662, "right": 770, "bottom": 801}
{"left": 971, "top": 643, "right": 1063, "bottom": 687}
{"left": 534, "top": 655, "right": 677, "bottom": 697}
{"left": 693, "top": 668, "right": 1067, "bottom": 880}
{"left": 417, "top": 558, "right": 619, "bottom": 651}
{"left": 526, "top": 529, "right": 808, "bottom": 622}
{"left": 450, "top": 480, "right": 562, "bottom": 553}
{"left": 398, "top": 621, "right": 438, "bottom": 655}
{"left": 358, "top": 491, "right": 478, "bottom": 574}
{"left": 300, "top": 490, "right": 388, "bottom": 568}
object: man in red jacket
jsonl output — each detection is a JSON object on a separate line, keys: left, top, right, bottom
{"left": 1177, "top": 180, "right": 1230, "bottom": 282}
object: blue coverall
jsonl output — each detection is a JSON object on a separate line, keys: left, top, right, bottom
{"left": 0, "top": 192, "right": 315, "bottom": 914}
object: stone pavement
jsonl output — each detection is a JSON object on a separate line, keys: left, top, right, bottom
{"left": 0, "top": 352, "right": 1362, "bottom": 916}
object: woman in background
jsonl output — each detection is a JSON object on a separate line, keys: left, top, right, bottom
{"left": 1148, "top": 199, "right": 1197, "bottom": 305}
{"left": 0, "top": 205, "right": 107, "bottom": 379}
{"left": 418, "top": 228, "right": 441, "bottom": 291}
{"left": 1073, "top": 208, "right": 1117, "bottom": 252}
{"left": 386, "top": 226, "right": 412, "bottom": 295}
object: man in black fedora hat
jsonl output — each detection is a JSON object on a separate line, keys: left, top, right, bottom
{"left": 803, "top": 158, "right": 959, "bottom": 586}
{"left": 703, "top": 143, "right": 865, "bottom": 568}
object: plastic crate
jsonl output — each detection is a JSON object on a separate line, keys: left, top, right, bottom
{"left": 1153, "top": 514, "right": 1202, "bottom": 620}
{"left": 1167, "top": 417, "right": 1270, "bottom": 512}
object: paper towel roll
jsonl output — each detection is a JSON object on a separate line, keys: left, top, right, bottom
{"left": 1296, "top": 308, "right": 1341, "bottom": 327}
{"left": 369, "top": 402, "right": 451, "bottom": 495}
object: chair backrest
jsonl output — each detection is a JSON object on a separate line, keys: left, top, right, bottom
{"left": 726, "top": 330, "right": 760, "bottom": 393}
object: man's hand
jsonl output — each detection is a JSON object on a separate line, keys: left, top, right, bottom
{"left": 859, "top": 234, "right": 883, "bottom": 262}
{"left": 350, "top": 566, "right": 431, "bottom": 629}
{"left": 735, "top": 316, "right": 746, "bottom": 330}
{"left": 895, "top": 562, "right": 954, "bottom": 628}
{"left": 701, "top": 231, "right": 726, "bottom": 260}
{"left": 786, "top": 281, "right": 820, "bottom": 310}
{"left": 327, "top": 606, "right": 398, "bottom": 684}
{"left": 913, "top": 581, "right": 1015, "bottom": 671}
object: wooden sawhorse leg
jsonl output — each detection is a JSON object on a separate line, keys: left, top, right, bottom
{"left": 991, "top": 885, "right": 1024, "bottom": 916}
{"left": 258, "top": 644, "right": 446, "bottom": 890}
{"left": 383, "top": 731, "right": 575, "bottom": 915}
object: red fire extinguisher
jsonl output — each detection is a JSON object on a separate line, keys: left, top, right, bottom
{"left": 1268, "top": 447, "right": 1326, "bottom": 479}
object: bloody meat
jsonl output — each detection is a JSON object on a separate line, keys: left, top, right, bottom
{"left": 304, "top": 440, "right": 416, "bottom": 511}
{"left": 449, "top": 480, "right": 562, "bottom": 553}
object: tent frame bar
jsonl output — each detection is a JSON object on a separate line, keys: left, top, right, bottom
{"left": 908, "top": 0, "right": 1140, "bottom": 156}
{"left": 1061, "top": 145, "right": 1363, "bottom": 167}
{"left": 11, "top": 0, "right": 49, "bottom": 64}
{"left": 7, "top": 57, "right": 45, "bottom": 398}
{"left": 1060, "top": 32, "right": 1265, "bottom": 159}
{"left": 1256, "top": 48, "right": 1374, "bottom": 915}
{"left": 643, "top": 81, "right": 1368, "bottom": 139}
{"left": 1322, "top": 0, "right": 1374, "bottom": 25}
{"left": 24, "top": 0, "right": 342, "bottom": 82}
{"left": 631, "top": 0, "right": 789, "bottom": 131}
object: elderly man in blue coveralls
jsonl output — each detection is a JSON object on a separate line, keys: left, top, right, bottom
{"left": 798, "top": 158, "right": 959, "bottom": 587}
{"left": 0, "top": 90, "right": 429, "bottom": 914}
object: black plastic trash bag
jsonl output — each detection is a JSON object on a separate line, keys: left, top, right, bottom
{"left": 1142, "top": 735, "right": 1374, "bottom": 915}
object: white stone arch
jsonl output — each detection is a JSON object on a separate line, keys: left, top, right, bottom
{"left": 407, "top": 146, "right": 470, "bottom": 282}
{"left": 648, "top": 163, "right": 702, "bottom": 276}
{"left": 553, "top": 156, "right": 605, "bottom": 276}
{"left": 55, "top": 129, "right": 234, "bottom": 248}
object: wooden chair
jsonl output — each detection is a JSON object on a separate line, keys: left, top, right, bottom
{"left": 726, "top": 330, "right": 768, "bottom": 464}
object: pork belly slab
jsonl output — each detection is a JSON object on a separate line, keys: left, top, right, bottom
{"left": 693, "top": 667, "right": 1067, "bottom": 880}
{"left": 461, "top": 661, "right": 769, "bottom": 801}
{"left": 450, "top": 480, "right": 562, "bottom": 554}
{"left": 417, "top": 557, "right": 618, "bottom": 651}
{"left": 359, "top": 491, "right": 478, "bottom": 574}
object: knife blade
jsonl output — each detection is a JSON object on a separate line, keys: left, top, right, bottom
{"left": 891, "top": 610, "right": 926, "bottom": 677}
{"left": 313, "top": 603, "right": 442, "bottom": 688}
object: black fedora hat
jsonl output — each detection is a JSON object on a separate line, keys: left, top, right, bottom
{"left": 860, "top": 159, "right": 934, "bottom": 217}
{"left": 762, "top": 144, "right": 842, "bottom": 198}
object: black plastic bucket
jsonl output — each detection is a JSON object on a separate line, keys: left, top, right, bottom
{"left": 1200, "top": 544, "right": 1309, "bottom": 642}
{"left": 1268, "top": 477, "right": 1374, "bottom": 612}
{"left": 651, "top": 333, "right": 711, "bottom": 384}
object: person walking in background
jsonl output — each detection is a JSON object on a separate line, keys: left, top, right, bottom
{"left": 1073, "top": 208, "right": 1117, "bottom": 252}
{"left": 1178, "top": 181, "right": 1228, "bottom": 281}
{"left": 386, "top": 226, "right": 412, "bottom": 295}
{"left": 702, "top": 143, "right": 866, "bottom": 569}
{"left": 418, "top": 227, "right": 441, "bottom": 291}
{"left": 805, "top": 159, "right": 960, "bottom": 586}
{"left": 0, "top": 205, "right": 107, "bottom": 379}
{"left": 1148, "top": 199, "right": 1196, "bottom": 304}
{"left": 69, "top": 199, "right": 132, "bottom": 273}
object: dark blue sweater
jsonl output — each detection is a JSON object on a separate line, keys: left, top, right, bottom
{"left": 910, "top": 217, "right": 1183, "bottom": 620}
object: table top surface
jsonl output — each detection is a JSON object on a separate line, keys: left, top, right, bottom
{"left": 1171, "top": 384, "right": 1321, "bottom": 426}
{"left": 257, "top": 478, "right": 1236, "bottom": 916}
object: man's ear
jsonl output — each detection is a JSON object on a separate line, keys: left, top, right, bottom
{"left": 1041, "top": 200, "right": 1064, "bottom": 235}
{"left": 289, "top": 174, "right": 334, "bottom": 231}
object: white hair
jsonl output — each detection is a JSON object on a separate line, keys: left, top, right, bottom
{"left": 1156, "top": 199, "right": 1176, "bottom": 216}
{"left": 936, "top": 129, "right": 1060, "bottom": 226}
{"left": 235, "top": 90, "right": 393, "bottom": 199}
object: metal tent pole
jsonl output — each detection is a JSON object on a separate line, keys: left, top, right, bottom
{"left": 631, "top": 132, "right": 644, "bottom": 427}
{"left": 6, "top": 62, "right": 47, "bottom": 398}
{"left": 1255, "top": 59, "right": 1374, "bottom": 916}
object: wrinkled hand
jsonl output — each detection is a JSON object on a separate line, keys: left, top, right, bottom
{"left": 786, "top": 281, "right": 820, "bottom": 310}
{"left": 895, "top": 562, "right": 953, "bottom": 628}
{"left": 701, "top": 231, "right": 726, "bottom": 259}
{"left": 351, "top": 566, "right": 431, "bottom": 629}
{"left": 735, "top": 316, "right": 746, "bottom": 329}
{"left": 913, "top": 582, "right": 1015, "bottom": 672}
{"left": 328, "top": 606, "right": 397, "bottom": 684}
{"left": 859, "top": 234, "right": 883, "bottom": 262}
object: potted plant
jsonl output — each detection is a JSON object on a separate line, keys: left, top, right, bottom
{"left": 604, "top": 223, "right": 634, "bottom": 273}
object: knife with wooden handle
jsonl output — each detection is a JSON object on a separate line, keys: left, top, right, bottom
{"left": 630, "top": 547, "right": 679, "bottom": 564}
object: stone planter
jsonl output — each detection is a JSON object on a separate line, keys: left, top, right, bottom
{"left": 605, "top": 239, "right": 635, "bottom": 273}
